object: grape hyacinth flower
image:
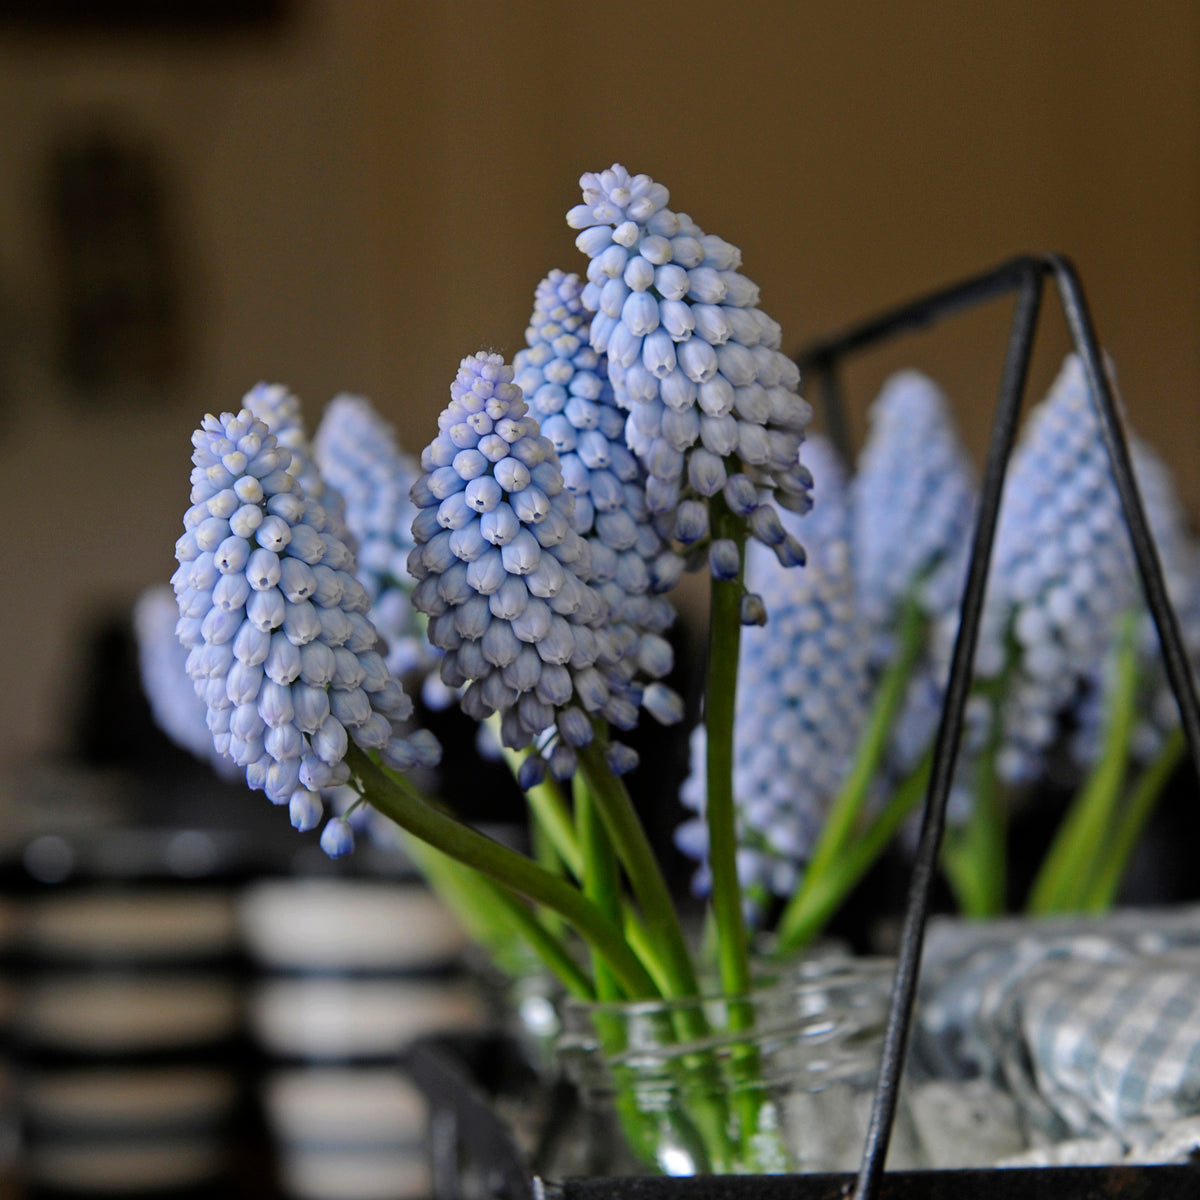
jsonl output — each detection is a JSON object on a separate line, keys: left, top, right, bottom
{"left": 408, "top": 351, "right": 653, "bottom": 781}
{"left": 513, "top": 269, "right": 682, "bottom": 725}
{"left": 850, "top": 371, "right": 978, "bottom": 778}
{"left": 1070, "top": 435, "right": 1200, "bottom": 766}
{"left": 173, "top": 408, "right": 438, "bottom": 848}
{"left": 133, "top": 584, "right": 241, "bottom": 781}
{"left": 567, "top": 165, "right": 811, "bottom": 594}
{"left": 976, "top": 354, "right": 1144, "bottom": 783}
{"left": 314, "top": 394, "right": 443, "bottom": 694}
{"left": 677, "top": 438, "right": 871, "bottom": 913}
{"left": 852, "top": 370, "right": 977, "bottom": 646}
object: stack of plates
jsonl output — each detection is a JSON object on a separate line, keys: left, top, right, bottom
{"left": 239, "top": 878, "right": 485, "bottom": 1200}
{"left": 14, "top": 882, "right": 246, "bottom": 1197}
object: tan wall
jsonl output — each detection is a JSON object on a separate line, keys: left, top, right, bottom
{"left": 0, "top": 1, "right": 1197, "bottom": 764}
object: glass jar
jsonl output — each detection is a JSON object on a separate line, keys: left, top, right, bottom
{"left": 538, "top": 956, "right": 923, "bottom": 1180}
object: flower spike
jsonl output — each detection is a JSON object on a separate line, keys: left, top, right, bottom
{"left": 409, "top": 351, "right": 647, "bottom": 777}
{"left": 513, "top": 269, "right": 684, "bottom": 721}
{"left": 135, "top": 584, "right": 242, "bottom": 781}
{"left": 314, "top": 393, "right": 443, "bottom": 693}
{"left": 568, "top": 165, "right": 812, "bottom": 587}
{"left": 852, "top": 370, "right": 977, "bottom": 642}
{"left": 974, "top": 354, "right": 1145, "bottom": 782}
{"left": 174, "top": 407, "right": 437, "bottom": 849}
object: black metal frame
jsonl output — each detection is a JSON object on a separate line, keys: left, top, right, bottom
{"left": 796, "top": 253, "right": 1200, "bottom": 1199}
{"left": 406, "top": 254, "right": 1200, "bottom": 1200}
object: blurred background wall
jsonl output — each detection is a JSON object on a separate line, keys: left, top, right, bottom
{"left": 0, "top": 0, "right": 1197, "bottom": 769}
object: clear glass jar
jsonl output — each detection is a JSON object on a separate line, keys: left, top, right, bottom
{"left": 537, "top": 956, "right": 923, "bottom": 1180}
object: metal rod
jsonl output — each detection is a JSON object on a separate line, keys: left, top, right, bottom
{"left": 795, "top": 256, "right": 1043, "bottom": 374}
{"left": 852, "top": 261, "right": 1045, "bottom": 1200}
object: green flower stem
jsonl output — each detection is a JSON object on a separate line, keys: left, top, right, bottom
{"left": 1027, "top": 612, "right": 1140, "bottom": 915}
{"left": 620, "top": 910, "right": 675, "bottom": 998}
{"left": 703, "top": 501, "right": 786, "bottom": 1167}
{"left": 705, "top": 496, "right": 752, "bottom": 1010}
{"left": 1082, "top": 725, "right": 1186, "bottom": 912}
{"left": 776, "top": 752, "right": 932, "bottom": 954}
{"left": 480, "top": 886, "right": 596, "bottom": 1001}
{"left": 396, "top": 829, "right": 523, "bottom": 961}
{"left": 790, "top": 597, "right": 926, "bottom": 903}
{"left": 527, "top": 819, "right": 568, "bottom": 941}
{"left": 492, "top": 720, "right": 665, "bottom": 992}
{"left": 403, "top": 833, "right": 594, "bottom": 1000}
{"left": 574, "top": 775, "right": 708, "bottom": 1169}
{"left": 575, "top": 773, "right": 626, "bottom": 1003}
{"left": 490, "top": 717, "right": 584, "bottom": 880}
{"left": 941, "top": 724, "right": 1006, "bottom": 917}
{"left": 938, "top": 646, "right": 1013, "bottom": 918}
{"left": 345, "top": 744, "right": 659, "bottom": 1000}
{"left": 577, "top": 731, "right": 723, "bottom": 1166}
{"left": 576, "top": 740, "right": 704, "bottom": 1018}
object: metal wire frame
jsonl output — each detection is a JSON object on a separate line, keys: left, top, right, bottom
{"left": 793, "top": 252, "right": 1200, "bottom": 1200}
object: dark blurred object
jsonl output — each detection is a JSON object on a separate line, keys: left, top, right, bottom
{"left": 45, "top": 123, "right": 184, "bottom": 397}
{"left": 0, "top": 0, "right": 286, "bottom": 32}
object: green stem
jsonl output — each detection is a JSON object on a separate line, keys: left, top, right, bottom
{"left": 345, "top": 744, "right": 659, "bottom": 999}
{"left": 705, "top": 496, "right": 752, "bottom": 1007}
{"left": 490, "top": 717, "right": 584, "bottom": 880}
{"left": 776, "top": 752, "right": 932, "bottom": 954}
{"left": 576, "top": 740, "right": 703, "bottom": 1010}
{"left": 482, "top": 886, "right": 595, "bottom": 1001}
{"left": 1027, "top": 612, "right": 1140, "bottom": 915}
{"left": 784, "top": 597, "right": 926, "bottom": 916}
{"left": 574, "top": 775, "right": 705, "bottom": 1168}
{"left": 406, "top": 835, "right": 594, "bottom": 999}
{"left": 574, "top": 737, "right": 741, "bottom": 1163}
{"left": 490, "top": 719, "right": 663, "bottom": 979}
{"left": 941, "top": 722, "right": 1006, "bottom": 917}
{"left": 621, "top": 909, "right": 674, "bottom": 997}
{"left": 396, "top": 830, "right": 523, "bottom": 960}
{"left": 1082, "top": 725, "right": 1186, "bottom": 912}
{"left": 575, "top": 773, "right": 626, "bottom": 1003}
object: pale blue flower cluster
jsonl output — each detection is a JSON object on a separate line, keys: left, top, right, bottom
{"left": 976, "top": 355, "right": 1145, "bottom": 783}
{"left": 1071, "top": 435, "right": 1199, "bottom": 765}
{"left": 408, "top": 351, "right": 649, "bottom": 781}
{"left": 134, "top": 584, "right": 241, "bottom": 781}
{"left": 676, "top": 438, "right": 871, "bottom": 911}
{"left": 313, "top": 393, "right": 442, "bottom": 690}
{"left": 567, "top": 165, "right": 811, "bottom": 592}
{"left": 852, "top": 370, "right": 977, "bottom": 640}
{"left": 173, "top": 408, "right": 438, "bottom": 847}
{"left": 850, "top": 371, "right": 978, "bottom": 780}
{"left": 513, "top": 270, "right": 682, "bottom": 726}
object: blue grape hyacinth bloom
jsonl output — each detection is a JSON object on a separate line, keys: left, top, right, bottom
{"left": 677, "top": 437, "right": 871, "bottom": 913}
{"left": 134, "top": 584, "right": 242, "bottom": 781}
{"left": 173, "top": 408, "right": 438, "bottom": 846}
{"left": 852, "top": 370, "right": 977, "bottom": 645}
{"left": 567, "top": 165, "right": 811, "bottom": 592}
{"left": 851, "top": 371, "right": 979, "bottom": 779}
{"left": 408, "top": 351, "right": 655, "bottom": 780}
{"left": 513, "top": 269, "right": 682, "bottom": 725}
{"left": 973, "top": 354, "right": 1145, "bottom": 783}
{"left": 1070, "top": 434, "right": 1200, "bottom": 766}
{"left": 314, "top": 393, "right": 443, "bottom": 692}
